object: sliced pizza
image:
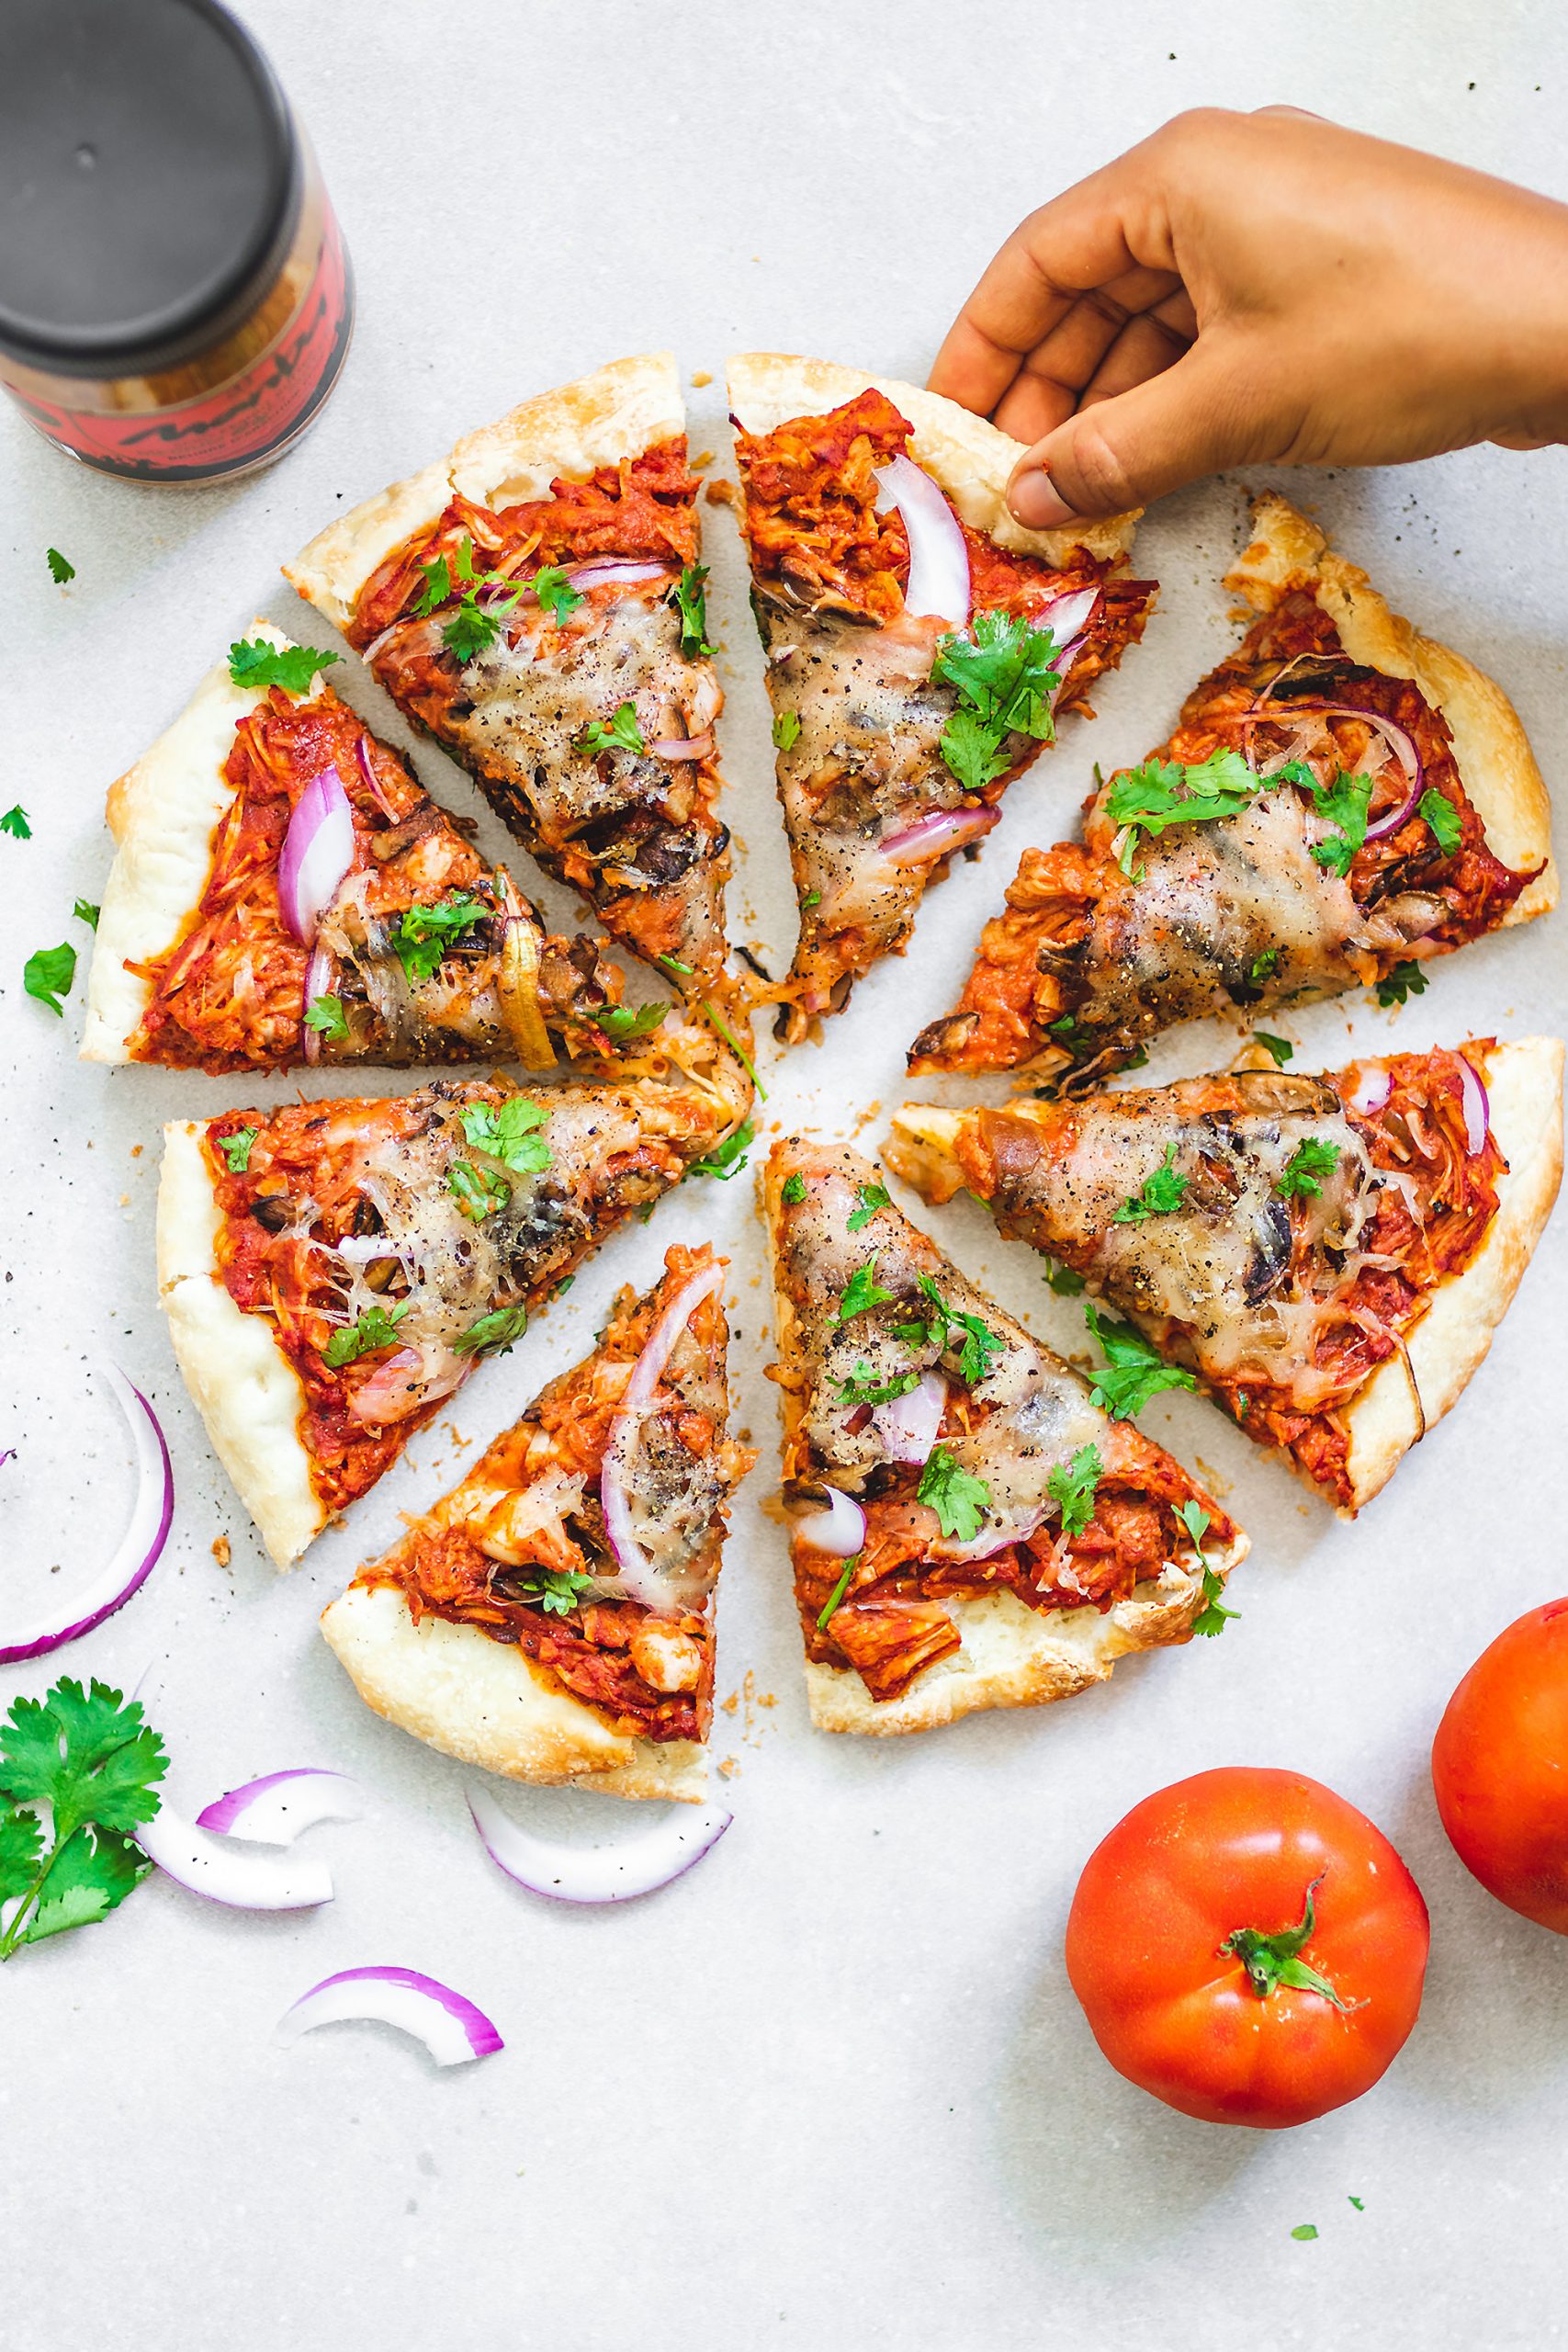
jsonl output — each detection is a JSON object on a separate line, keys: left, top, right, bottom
{"left": 83, "top": 622, "right": 633, "bottom": 1074}
{"left": 157, "top": 1035, "right": 752, "bottom": 1566}
{"left": 910, "top": 493, "right": 1557, "bottom": 1081}
{"left": 888, "top": 1035, "right": 1563, "bottom": 1513}
{"left": 727, "top": 354, "right": 1154, "bottom": 1042}
{"left": 762, "top": 1138, "right": 1245, "bottom": 1736}
{"left": 321, "top": 1243, "right": 752, "bottom": 1803}
{"left": 285, "top": 354, "right": 731, "bottom": 990}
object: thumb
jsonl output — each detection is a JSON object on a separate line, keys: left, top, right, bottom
{"left": 1006, "top": 343, "right": 1280, "bottom": 524}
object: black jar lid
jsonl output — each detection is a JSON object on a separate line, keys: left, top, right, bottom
{"left": 0, "top": 0, "right": 300, "bottom": 379}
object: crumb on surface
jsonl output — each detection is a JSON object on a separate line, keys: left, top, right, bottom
{"left": 718, "top": 1756, "right": 740, "bottom": 1778}
{"left": 211, "top": 1534, "right": 231, "bottom": 1566}
{"left": 691, "top": 369, "right": 713, "bottom": 388}
{"left": 704, "top": 479, "right": 740, "bottom": 510}
{"left": 130, "top": 1144, "right": 143, "bottom": 1158}
{"left": 692, "top": 449, "right": 715, "bottom": 469}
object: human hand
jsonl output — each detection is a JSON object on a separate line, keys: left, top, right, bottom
{"left": 931, "top": 107, "right": 1568, "bottom": 526}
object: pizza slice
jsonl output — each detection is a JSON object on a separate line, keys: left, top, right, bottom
{"left": 285, "top": 354, "right": 731, "bottom": 990}
{"left": 727, "top": 355, "right": 1154, "bottom": 1042}
{"left": 83, "top": 623, "right": 635, "bottom": 1074}
{"left": 157, "top": 1034, "right": 752, "bottom": 1566}
{"left": 321, "top": 1244, "right": 753, "bottom": 1803}
{"left": 762, "top": 1139, "right": 1245, "bottom": 1736}
{"left": 888, "top": 1035, "right": 1563, "bottom": 1513}
{"left": 910, "top": 494, "right": 1557, "bottom": 1081}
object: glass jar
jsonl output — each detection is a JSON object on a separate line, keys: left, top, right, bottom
{"left": 0, "top": 0, "right": 354, "bottom": 484}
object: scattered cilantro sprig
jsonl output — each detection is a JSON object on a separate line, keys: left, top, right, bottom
{"left": 1376, "top": 958, "right": 1427, "bottom": 1009}
{"left": 1179, "top": 1498, "right": 1238, "bottom": 1637}
{"left": 303, "top": 994, "right": 349, "bottom": 1044}
{"left": 932, "top": 608, "right": 1066, "bottom": 793}
{"left": 1111, "top": 1143, "right": 1188, "bottom": 1225}
{"left": 1, "top": 807, "right": 31, "bottom": 840}
{"left": 323, "top": 1303, "right": 407, "bottom": 1368}
{"left": 454, "top": 1304, "right": 530, "bottom": 1356}
{"left": 46, "top": 548, "right": 75, "bottom": 585}
{"left": 1253, "top": 1032, "right": 1293, "bottom": 1068}
{"left": 460, "top": 1096, "right": 552, "bottom": 1176}
{"left": 591, "top": 1000, "right": 669, "bottom": 1044}
{"left": 671, "top": 565, "right": 712, "bottom": 656}
{"left": 845, "top": 1182, "right": 890, "bottom": 1234}
{"left": 517, "top": 1566, "right": 596, "bottom": 1617}
{"left": 1276, "top": 1138, "right": 1341, "bottom": 1201}
{"left": 916, "top": 1445, "right": 991, "bottom": 1543}
{"left": 23, "top": 941, "right": 75, "bottom": 1016}
{"left": 684, "top": 1119, "right": 755, "bottom": 1182}
{"left": 228, "top": 639, "right": 341, "bottom": 695}
{"left": 836, "top": 1257, "right": 897, "bottom": 1322}
{"left": 781, "top": 1170, "right": 807, "bottom": 1205}
{"left": 220, "top": 1127, "right": 258, "bottom": 1173}
{"left": 1104, "top": 747, "right": 1260, "bottom": 875}
{"left": 1048, "top": 1442, "right": 1102, "bottom": 1537}
{"left": 836, "top": 1362, "right": 922, "bottom": 1408}
{"left": 1084, "top": 1305, "right": 1196, "bottom": 1420}
{"left": 773, "top": 709, "right": 802, "bottom": 752}
{"left": 1419, "top": 787, "right": 1461, "bottom": 856}
{"left": 578, "top": 701, "right": 646, "bottom": 758}
{"left": 0, "top": 1679, "right": 166, "bottom": 1961}
{"left": 393, "top": 894, "right": 491, "bottom": 985}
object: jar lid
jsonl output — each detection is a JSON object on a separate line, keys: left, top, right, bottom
{"left": 0, "top": 0, "right": 300, "bottom": 378}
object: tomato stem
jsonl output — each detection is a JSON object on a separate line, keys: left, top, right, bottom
{"left": 1221, "top": 1873, "right": 1352, "bottom": 2009}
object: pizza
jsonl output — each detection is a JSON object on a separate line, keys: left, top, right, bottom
{"left": 83, "top": 623, "right": 630, "bottom": 1074}
{"left": 762, "top": 1139, "right": 1245, "bottom": 1735}
{"left": 284, "top": 354, "right": 732, "bottom": 991}
{"left": 157, "top": 1038, "right": 752, "bottom": 1566}
{"left": 321, "top": 1243, "right": 752, "bottom": 1803}
{"left": 726, "top": 355, "right": 1154, "bottom": 1042}
{"left": 888, "top": 1035, "right": 1563, "bottom": 1513}
{"left": 910, "top": 494, "right": 1557, "bottom": 1081}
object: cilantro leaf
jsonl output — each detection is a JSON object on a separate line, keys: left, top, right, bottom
{"left": 1104, "top": 748, "right": 1261, "bottom": 871}
{"left": 73, "top": 898, "right": 99, "bottom": 930}
{"left": 47, "top": 547, "right": 75, "bottom": 584}
{"left": 0, "top": 1680, "right": 165, "bottom": 1840}
{"left": 517, "top": 1567, "right": 596, "bottom": 1617}
{"left": 1309, "top": 770, "right": 1373, "bottom": 877}
{"left": 1254, "top": 1032, "right": 1293, "bottom": 1067}
{"left": 0, "top": 806, "right": 31, "bottom": 840}
{"left": 460, "top": 1095, "right": 552, "bottom": 1175}
{"left": 1291, "top": 2225, "right": 1319, "bottom": 2243}
{"left": 591, "top": 1000, "right": 669, "bottom": 1043}
{"left": 916, "top": 1445, "right": 991, "bottom": 1543}
{"left": 578, "top": 701, "right": 645, "bottom": 757}
{"left": 1276, "top": 1137, "right": 1341, "bottom": 1200}
{"left": 228, "top": 639, "right": 341, "bottom": 695}
{"left": 0, "top": 1807, "right": 43, "bottom": 1905}
{"left": 448, "top": 1159, "right": 511, "bottom": 1221}
{"left": 773, "top": 709, "right": 802, "bottom": 752}
{"left": 1048, "top": 1442, "right": 1102, "bottom": 1537}
{"left": 220, "top": 1126, "right": 258, "bottom": 1173}
{"left": 1375, "top": 958, "right": 1428, "bottom": 1009}
{"left": 442, "top": 589, "right": 522, "bottom": 663}
{"left": 1084, "top": 1305, "right": 1196, "bottom": 1420}
{"left": 837, "top": 1362, "right": 921, "bottom": 1408}
{"left": 1249, "top": 947, "right": 1280, "bottom": 986}
{"left": 801, "top": 889, "right": 821, "bottom": 908}
{"left": 781, "top": 1171, "right": 807, "bottom": 1205}
{"left": 24, "top": 1825, "right": 147, "bottom": 1943}
{"left": 836, "top": 1258, "right": 897, "bottom": 1322}
{"left": 684, "top": 1119, "right": 754, "bottom": 1182}
{"left": 393, "top": 893, "right": 491, "bottom": 985}
{"left": 1179, "top": 1497, "right": 1238, "bottom": 1635}
{"left": 671, "top": 564, "right": 712, "bottom": 656}
{"left": 453, "top": 1304, "right": 530, "bottom": 1356}
{"left": 303, "top": 993, "right": 349, "bottom": 1044}
{"left": 903, "top": 1274, "right": 1004, "bottom": 1385}
{"left": 1044, "top": 1259, "right": 1086, "bottom": 1295}
{"left": 412, "top": 550, "right": 453, "bottom": 616}
{"left": 938, "top": 705, "right": 1013, "bottom": 795}
{"left": 24, "top": 941, "right": 75, "bottom": 1015}
{"left": 846, "top": 1182, "right": 890, "bottom": 1234}
{"left": 322, "top": 1303, "right": 407, "bottom": 1369}
{"left": 534, "top": 564, "right": 585, "bottom": 625}
{"left": 1419, "top": 787, "right": 1462, "bottom": 856}
{"left": 932, "top": 607, "right": 1066, "bottom": 796}
{"left": 1112, "top": 1143, "right": 1188, "bottom": 1224}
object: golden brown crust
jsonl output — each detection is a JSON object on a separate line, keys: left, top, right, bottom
{"left": 726, "top": 352, "right": 1138, "bottom": 566}
{"left": 319, "top": 1584, "right": 708, "bottom": 1803}
{"left": 1228, "top": 492, "right": 1556, "bottom": 921}
{"left": 285, "top": 354, "right": 684, "bottom": 633}
{"left": 759, "top": 1146, "right": 1246, "bottom": 1738}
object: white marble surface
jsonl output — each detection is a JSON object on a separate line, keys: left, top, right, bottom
{"left": 4, "top": 4, "right": 1567, "bottom": 2346}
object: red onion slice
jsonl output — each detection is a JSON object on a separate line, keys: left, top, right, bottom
{"left": 353, "top": 734, "right": 400, "bottom": 820}
{"left": 278, "top": 765, "right": 355, "bottom": 945}
{"left": 468, "top": 1785, "right": 731, "bottom": 1905}
{"left": 646, "top": 730, "right": 716, "bottom": 762}
{"left": 1237, "top": 703, "right": 1423, "bottom": 841}
{"left": 0, "top": 1363, "right": 172, "bottom": 1665}
{"left": 1036, "top": 584, "right": 1100, "bottom": 672}
{"left": 874, "top": 455, "right": 971, "bottom": 629}
{"left": 600, "top": 1261, "right": 726, "bottom": 1611}
{"left": 197, "top": 1769, "right": 365, "bottom": 1845}
{"left": 881, "top": 805, "right": 1000, "bottom": 865}
{"left": 300, "top": 940, "right": 335, "bottom": 1065}
{"left": 792, "top": 1485, "right": 866, "bottom": 1555}
{"left": 871, "top": 1370, "right": 946, "bottom": 1465}
{"left": 347, "top": 1342, "right": 470, "bottom": 1429}
{"left": 136, "top": 1796, "right": 334, "bottom": 1908}
{"left": 565, "top": 559, "right": 672, "bottom": 594}
{"left": 1458, "top": 1055, "right": 1490, "bottom": 1154}
{"left": 277, "top": 1967, "right": 502, "bottom": 2065}
{"left": 1346, "top": 1065, "right": 1393, "bottom": 1117}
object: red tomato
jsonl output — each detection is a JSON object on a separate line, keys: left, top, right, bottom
{"left": 1065, "top": 1768, "right": 1429, "bottom": 2129}
{"left": 1432, "top": 1600, "right": 1568, "bottom": 1933}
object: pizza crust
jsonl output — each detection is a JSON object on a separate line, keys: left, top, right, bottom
{"left": 727, "top": 352, "right": 1138, "bottom": 568}
{"left": 1228, "top": 493, "right": 1557, "bottom": 922}
{"left": 285, "top": 352, "right": 685, "bottom": 633}
{"left": 83, "top": 622, "right": 321, "bottom": 1063}
{"left": 155, "top": 1120, "right": 323, "bottom": 1567}
{"left": 319, "top": 1582, "right": 708, "bottom": 1802}
{"left": 1343, "top": 1035, "right": 1564, "bottom": 1508}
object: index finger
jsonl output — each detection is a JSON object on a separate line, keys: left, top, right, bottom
{"left": 929, "top": 140, "right": 1182, "bottom": 416}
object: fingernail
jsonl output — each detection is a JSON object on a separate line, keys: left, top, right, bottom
{"left": 1009, "top": 467, "right": 1078, "bottom": 529}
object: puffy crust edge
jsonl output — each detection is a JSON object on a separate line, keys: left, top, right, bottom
{"left": 1343, "top": 1035, "right": 1564, "bottom": 1508}
{"left": 761, "top": 1144, "right": 1245, "bottom": 1739}
{"left": 284, "top": 352, "right": 685, "bottom": 633}
{"left": 1227, "top": 492, "right": 1557, "bottom": 922}
{"left": 726, "top": 352, "right": 1138, "bottom": 567}
{"left": 319, "top": 1582, "right": 707, "bottom": 1802}
{"left": 83, "top": 622, "right": 321, "bottom": 1063}
{"left": 156, "top": 1120, "right": 323, "bottom": 1567}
